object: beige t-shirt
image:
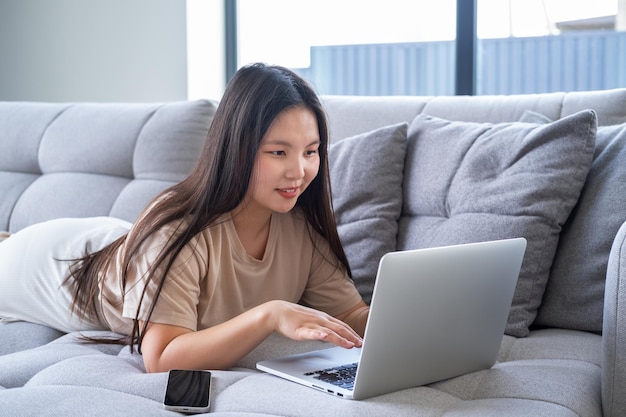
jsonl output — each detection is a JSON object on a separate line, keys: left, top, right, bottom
{"left": 99, "top": 210, "right": 362, "bottom": 335}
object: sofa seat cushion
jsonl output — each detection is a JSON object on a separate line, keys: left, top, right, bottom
{"left": 0, "top": 328, "right": 601, "bottom": 417}
{"left": 498, "top": 329, "right": 601, "bottom": 365}
{"left": 398, "top": 110, "right": 597, "bottom": 337}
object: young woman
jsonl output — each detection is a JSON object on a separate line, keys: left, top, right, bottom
{"left": 0, "top": 63, "right": 369, "bottom": 373}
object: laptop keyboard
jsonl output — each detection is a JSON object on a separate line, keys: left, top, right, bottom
{"left": 304, "top": 362, "right": 358, "bottom": 391}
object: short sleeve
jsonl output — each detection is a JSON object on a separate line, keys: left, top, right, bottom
{"left": 121, "top": 223, "right": 208, "bottom": 331}
{"left": 300, "top": 230, "right": 363, "bottom": 317}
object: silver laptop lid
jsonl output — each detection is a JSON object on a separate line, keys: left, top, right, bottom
{"left": 353, "top": 237, "right": 526, "bottom": 399}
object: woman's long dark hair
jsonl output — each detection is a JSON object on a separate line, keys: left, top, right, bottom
{"left": 67, "top": 63, "right": 352, "bottom": 352}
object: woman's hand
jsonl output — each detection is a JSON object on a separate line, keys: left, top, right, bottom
{"left": 265, "top": 300, "right": 363, "bottom": 349}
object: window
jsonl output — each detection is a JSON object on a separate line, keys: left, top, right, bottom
{"left": 476, "top": 0, "right": 623, "bottom": 94}
{"left": 237, "top": 0, "right": 457, "bottom": 95}
{"left": 193, "top": 0, "right": 625, "bottom": 97}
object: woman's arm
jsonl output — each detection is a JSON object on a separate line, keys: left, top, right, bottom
{"left": 140, "top": 300, "right": 363, "bottom": 373}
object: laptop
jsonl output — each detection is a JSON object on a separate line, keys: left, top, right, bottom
{"left": 257, "top": 237, "right": 527, "bottom": 400}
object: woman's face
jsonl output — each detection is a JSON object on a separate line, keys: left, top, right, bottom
{"left": 246, "top": 106, "right": 321, "bottom": 216}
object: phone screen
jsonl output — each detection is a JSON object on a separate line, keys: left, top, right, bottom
{"left": 164, "top": 369, "right": 211, "bottom": 412}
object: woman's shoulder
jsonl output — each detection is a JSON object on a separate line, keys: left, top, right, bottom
{"left": 128, "top": 216, "right": 208, "bottom": 256}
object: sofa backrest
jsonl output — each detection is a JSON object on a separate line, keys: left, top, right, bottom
{"left": 0, "top": 100, "right": 216, "bottom": 232}
{"left": 4, "top": 90, "right": 622, "bottom": 234}
{"left": 322, "top": 88, "right": 626, "bottom": 144}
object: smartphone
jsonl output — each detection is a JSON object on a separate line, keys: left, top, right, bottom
{"left": 163, "top": 369, "right": 212, "bottom": 413}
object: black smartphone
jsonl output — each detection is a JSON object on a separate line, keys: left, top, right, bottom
{"left": 163, "top": 369, "right": 212, "bottom": 413}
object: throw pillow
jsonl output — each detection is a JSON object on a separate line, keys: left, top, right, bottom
{"left": 398, "top": 110, "right": 597, "bottom": 337}
{"left": 329, "top": 123, "right": 408, "bottom": 303}
{"left": 536, "top": 122, "right": 626, "bottom": 332}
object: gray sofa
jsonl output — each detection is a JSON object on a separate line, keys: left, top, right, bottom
{"left": 1, "top": 88, "right": 626, "bottom": 416}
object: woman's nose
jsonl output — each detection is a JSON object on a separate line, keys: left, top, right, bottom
{"left": 286, "top": 156, "right": 305, "bottom": 179}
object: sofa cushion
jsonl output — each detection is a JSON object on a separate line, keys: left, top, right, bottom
{"left": 398, "top": 110, "right": 597, "bottom": 337}
{"left": 0, "top": 100, "right": 216, "bottom": 233}
{"left": 537, "top": 122, "right": 626, "bottom": 332}
{"left": 0, "top": 321, "right": 64, "bottom": 356}
{"left": 329, "top": 123, "right": 408, "bottom": 303}
{"left": 0, "top": 327, "right": 603, "bottom": 417}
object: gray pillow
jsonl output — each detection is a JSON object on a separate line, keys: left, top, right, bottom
{"left": 537, "top": 122, "right": 626, "bottom": 332}
{"left": 398, "top": 110, "right": 597, "bottom": 337}
{"left": 329, "top": 123, "right": 408, "bottom": 303}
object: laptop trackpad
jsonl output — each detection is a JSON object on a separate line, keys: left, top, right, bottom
{"left": 259, "top": 346, "right": 362, "bottom": 374}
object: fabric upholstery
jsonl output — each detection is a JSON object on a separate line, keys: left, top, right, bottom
{"left": 602, "top": 220, "right": 626, "bottom": 417}
{"left": 322, "top": 89, "right": 625, "bottom": 145}
{"left": 0, "top": 100, "right": 216, "bottom": 232}
{"left": 323, "top": 96, "right": 426, "bottom": 143}
{"left": 0, "top": 321, "right": 64, "bottom": 356}
{"left": 518, "top": 110, "right": 553, "bottom": 124}
{"left": 420, "top": 89, "right": 626, "bottom": 126}
{"left": 398, "top": 110, "right": 597, "bottom": 337}
{"left": 329, "top": 123, "right": 408, "bottom": 302}
{"left": 0, "top": 328, "right": 602, "bottom": 416}
{"left": 537, "top": 122, "right": 626, "bottom": 332}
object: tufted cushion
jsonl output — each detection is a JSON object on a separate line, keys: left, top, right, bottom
{"left": 398, "top": 110, "right": 597, "bottom": 337}
{"left": 0, "top": 327, "right": 602, "bottom": 416}
{"left": 329, "top": 123, "right": 408, "bottom": 303}
{"left": 0, "top": 100, "right": 216, "bottom": 232}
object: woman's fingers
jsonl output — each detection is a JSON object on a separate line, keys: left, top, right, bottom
{"left": 297, "top": 327, "right": 359, "bottom": 349}
{"left": 315, "top": 317, "right": 363, "bottom": 347}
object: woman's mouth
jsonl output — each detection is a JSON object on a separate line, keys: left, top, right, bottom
{"left": 276, "top": 187, "right": 299, "bottom": 199}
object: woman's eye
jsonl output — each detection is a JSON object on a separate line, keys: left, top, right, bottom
{"left": 270, "top": 150, "right": 285, "bottom": 156}
{"left": 306, "top": 149, "right": 319, "bottom": 156}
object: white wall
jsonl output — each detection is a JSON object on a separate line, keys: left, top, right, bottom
{"left": 0, "top": 0, "right": 189, "bottom": 102}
